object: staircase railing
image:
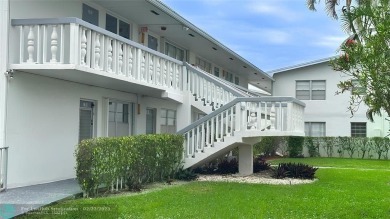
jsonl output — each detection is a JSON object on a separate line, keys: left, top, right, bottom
{"left": 185, "top": 63, "right": 251, "bottom": 110}
{"left": 202, "top": 70, "right": 263, "bottom": 97}
{"left": 0, "top": 146, "right": 9, "bottom": 192}
{"left": 177, "top": 97, "right": 305, "bottom": 159}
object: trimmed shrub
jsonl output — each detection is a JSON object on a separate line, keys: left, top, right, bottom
{"left": 288, "top": 136, "right": 304, "bottom": 158}
{"left": 272, "top": 162, "right": 318, "bottom": 179}
{"left": 75, "top": 134, "right": 184, "bottom": 197}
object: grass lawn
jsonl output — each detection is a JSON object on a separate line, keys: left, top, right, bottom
{"left": 19, "top": 158, "right": 390, "bottom": 219}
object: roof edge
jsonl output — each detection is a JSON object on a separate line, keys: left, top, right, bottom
{"left": 267, "top": 56, "right": 337, "bottom": 75}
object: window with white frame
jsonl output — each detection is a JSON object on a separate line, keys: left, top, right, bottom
{"left": 351, "top": 122, "right": 366, "bottom": 137}
{"left": 351, "top": 80, "right": 366, "bottom": 95}
{"left": 296, "top": 80, "right": 326, "bottom": 100}
{"left": 106, "top": 14, "right": 131, "bottom": 39}
{"left": 305, "top": 122, "right": 326, "bottom": 136}
{"left": 165, "top": 42, "right": 185, "bottom": 61}
{"left": 161, "top": 109, "right": 176, "bottom": 134}
{"left": 108, "top": 101, "right": 133, "bottom": 137}
{"left": 196, "top": 57, "right": 212, "bottom": 73}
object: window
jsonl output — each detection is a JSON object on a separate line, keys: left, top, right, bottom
{"left": 235, "top": 76, "right": 240, "bottom": 85}
{"left": 196, "top": 57, "right": 211, "bottom": 73}
{"left": 161, "top": 109, "right": 176, "bottom": 134}
{"left": 165, "top": 42, "right": 185, "bottom": 61}
{"left": 305, "top": 122, "right": 326, "bottom": 136}
{"left": 351, "top": 122, "right": 366, "bottom": 137}
{"left": 106, "top": 14, "right": 117, "bottom": 34}
{"left": 214, "top": 67, "right": 220, "bottom": 77}
{"left": 106, "top": 14, "right": 130, "bottom": 39}
{"left": 119, "top": 20, "right": 130, "bottom": 39}
{"left": 224, "top": 71, "right": 233, "bottom": 82}
{"left": 148, "top": 34, "right": 158, "bottom": 51}
{"left": 296, "top": 80, "right": 326, "bottom": 100}
{"left": 108, "top": 101, "right": 133, "bottom": 137}
{"left": 82, "top": 4, "right": 99, "bottom": 26}
{"left": 351, "top": 80, "right": 366, "bottom": 95}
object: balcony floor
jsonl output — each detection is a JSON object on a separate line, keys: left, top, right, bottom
{"left": 10, "top": 64, "right": 184, "bottom": 102}
{"left": 0, "top": 179, "right": 81, "bottom": 218}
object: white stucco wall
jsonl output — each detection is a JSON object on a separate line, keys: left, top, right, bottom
{"left": 6, "top": 71, "right": 182, "bottom": 188}
{"left": 273, "top": 62, "right": 388, "bottom": 137}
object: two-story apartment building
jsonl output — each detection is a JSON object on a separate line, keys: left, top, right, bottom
{"left": 272, "top": 58, "right": 389, "bottom": 138}
{"left": 0, "top": 0, "right": 305, "bottom": 189}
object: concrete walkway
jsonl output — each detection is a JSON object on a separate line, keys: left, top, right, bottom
{"left": 0, "top": 179, "right": 82, "bottom": 218}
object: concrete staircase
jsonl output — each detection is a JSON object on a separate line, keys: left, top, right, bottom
{"left": 178, "top": 96, "right": 306, "bottom": 174}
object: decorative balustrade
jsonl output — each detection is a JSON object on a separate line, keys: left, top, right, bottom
{"left": 177, "top": 97, "right": 305, "bottom": 158}
{"left": 11, "top": 18, "right": 183, "bottom": 92}
{"left": 0, "top": 146, "right": 8, "bottom": 192}
{"left": 185, "top": 63, "right": 249, "bottom": 110}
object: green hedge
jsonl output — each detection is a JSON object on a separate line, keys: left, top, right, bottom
{"left": 257, "top": 136, "right": 390, "bottom": 160}
{"left": 287, "top": 136, "right": 304, "bottom": 157}
{"left": 75, "top": 134, "right": 184, "bottom": 197}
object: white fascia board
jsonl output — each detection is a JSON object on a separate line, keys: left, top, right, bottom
{"left": 268, "top": 56, "right": 337, "bottom": 76}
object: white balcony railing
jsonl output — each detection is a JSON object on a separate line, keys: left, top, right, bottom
{"left": 177, "top": 97, "right": 305, "bottom": 158}
{"left": 11, "top": 18, "right": 184, "bottom": 92}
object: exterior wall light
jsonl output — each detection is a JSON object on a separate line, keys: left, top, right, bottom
{"left": 4, "top": 69, "right": 14, "bottom": 79}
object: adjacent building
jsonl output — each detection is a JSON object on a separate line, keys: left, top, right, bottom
{"left": 272, "top": 58, "right": 389, "bottom": 138}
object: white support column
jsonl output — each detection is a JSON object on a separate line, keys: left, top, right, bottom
{"left": 176, "top": 91, "right": 192, "bottom": 130}
{"left": 238, "top": 144, "right": 253, "bottom": 176}
{"left": 0, "top": 0, "right": 9, "bottom": 147}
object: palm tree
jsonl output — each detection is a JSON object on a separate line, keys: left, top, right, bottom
{"left": 306, "top": 0, "right": 353, "bottom": 19}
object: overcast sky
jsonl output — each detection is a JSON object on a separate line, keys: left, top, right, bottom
{"left": 162, "top": 0, "right": 348, "bottom": 72}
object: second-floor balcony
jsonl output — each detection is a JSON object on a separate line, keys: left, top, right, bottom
{"left": 10, "top": 17, "right": 185, "bottom": 101}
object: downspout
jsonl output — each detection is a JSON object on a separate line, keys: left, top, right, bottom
{"left": 0, "top": 0, "right": 10, "bottom": 191}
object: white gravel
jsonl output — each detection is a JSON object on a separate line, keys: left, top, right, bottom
{"left": 196, "top": 172, "right": 317, "bottom": 185}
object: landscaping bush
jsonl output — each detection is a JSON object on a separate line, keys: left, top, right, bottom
{"left": 272, "top": 162, "right": 318, "bottom": 179}
{"left": 322, "top": 137, "right": 335, "bottom": 157}
{"left": 217, "top": 158, "right": 239, "bottom": 174}
{"left": 75, "top": 134, "right": 184, "bottom": 197}
{"left": 305, "top": 137, "right": 320, "bottom": 157}
{"left": 193, "top": 162, "right": 218, "bottom": 174}
{"left": 253, "top": 136, "right": 277, "bottom": 156}
{"left": 253, "top": 157, "right": 271, "bottom": 172}
{"left": 272, "top": 163, "right": 289, "bottom": 179}
{"left": 287, "top": 136, "right": 304, "bottom": 158}
{"left": 254, "top": 136, "right": 287, "bottom": 157}
{"left": 174, "top": 168, "right": 198, "bottom": 181}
